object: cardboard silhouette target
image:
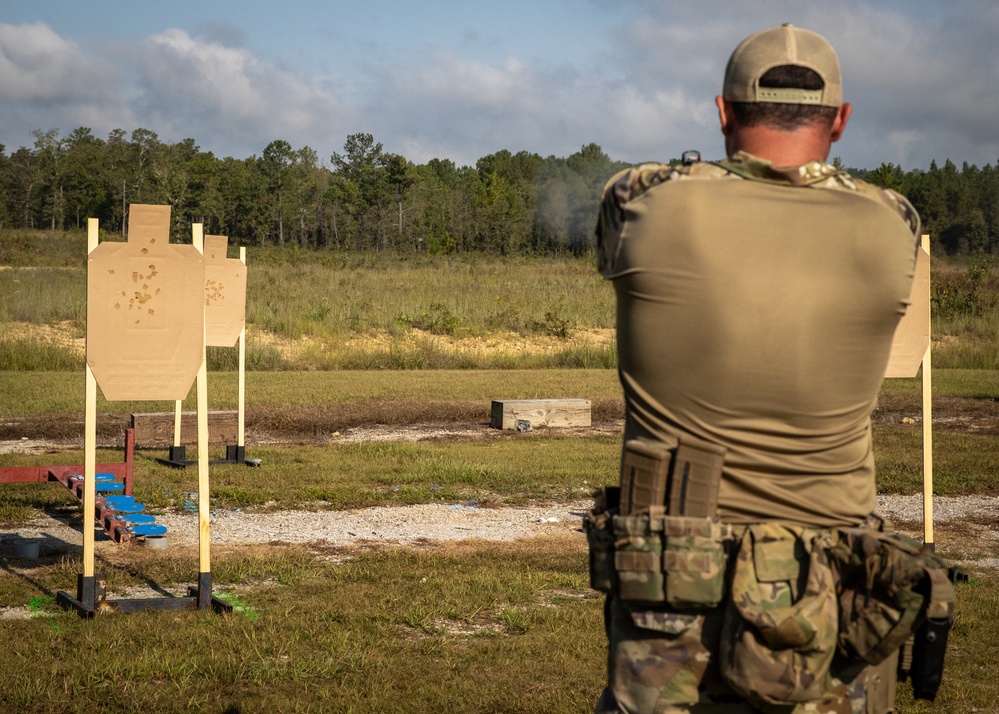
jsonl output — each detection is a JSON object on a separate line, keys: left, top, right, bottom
{"left": 87, "top": 204, "right": 205, "bottom": 401}
{"left": 885, "top": 244, "right": 931, "bottom": 378}
{"left": 59, "top": 212, "right": 230, "bottom": 618}
{"left": 162, "top": 231, "right": 253, "bottom": 468}
{"left": 204, "top": 235, "right": 247, "bottom": 348}
{"left": 882, "top": 236, "right": 936, "bottom": 549}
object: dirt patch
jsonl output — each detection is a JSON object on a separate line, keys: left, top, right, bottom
{"left": 3, "top": 321, "right": 614, "bottom": 363}
{"left": 6, "top": 390, "right": 999, "bottom": 452}
{"left": 872, "top": 393, "right": 999, "bottom": 435}
{"left": 0, "top": 417, "right": 624, "bottom": 455}
{"left": 0, "top": 500, "right": 591, "bottom": 561}
{"left": 1, "top": 320, "right": 84, "bottom": 354}
{"left": 285, "top": 326, "right": 615, "bottom": 359}
{"left": 0, "top": 396, "right": 627, "bottom": 450}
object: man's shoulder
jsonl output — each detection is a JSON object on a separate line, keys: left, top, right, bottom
{"left": 722, "top": 152, "right": 921, "bottom": 236}
{"left": 602, "top": 154, "right": 920, "bottom": 238}
{"left": 843, "top": 177, "right": 921, "bottom": 237}
{"left": 601, "top": 161, "right": 734, "bottom": 204}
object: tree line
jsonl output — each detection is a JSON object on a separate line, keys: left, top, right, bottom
{"left": 854, "top": 160, "right": 999, "bottom": 255}
{"left": 2, "top": 127, "right": 997, "bottom": 256}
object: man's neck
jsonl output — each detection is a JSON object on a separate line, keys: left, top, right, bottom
{"left": 726, "top": 126, "right": 831, "bottom": 167}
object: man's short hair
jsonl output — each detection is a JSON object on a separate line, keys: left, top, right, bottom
{"left": 729, "top": 65, "right": 839, "bottom": 131}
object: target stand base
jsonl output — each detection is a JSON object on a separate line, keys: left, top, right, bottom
{"left": 157, "top": 445, "right": 194, "bottom": 469}
{"left": 56, "top": 572, "right": 232, "bottom": 619}
{"left": 158, "top": 444, "right": 257, "bottom": 468}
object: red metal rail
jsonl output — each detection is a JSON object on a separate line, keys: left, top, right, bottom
{"left": 1, "top": 429, "right": 137, "bottom": 543}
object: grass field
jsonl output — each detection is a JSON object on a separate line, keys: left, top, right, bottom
{"left": 2, "top": 233, "right": 997, "bottom": 713}
{"left": 2, "top": 368, "right": 997, "bottom": 712}
{"left": 1, "top": 543, "right": 995, "bottom": 713}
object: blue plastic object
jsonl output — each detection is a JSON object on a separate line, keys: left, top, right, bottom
{"left": 105, "top": 495, "right": 147, "bottom": 513}
{"left": 95, "top": 472, "right": 117, "bottom": 482}
{"left": 110, "top": 502, "right": 146, "bottom": 514}
{"left": 130, "top": 523, "right": 168, "bottom": 536}
{"left": 95, "top": 482, "right": 125, "bottom": 493}
{"left": 121, "top": 513, "right": 156, "bottom": 525}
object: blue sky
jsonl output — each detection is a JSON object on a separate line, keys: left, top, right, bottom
{"left": 2, "top": 0, "right": 996, "bottom": 170}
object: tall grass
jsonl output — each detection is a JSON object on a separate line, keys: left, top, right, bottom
{"left": 932, "top": 256, "right": 999, "bottom": 368}
{"left": 0, "top": 268, "right": 86, "bottom": 326}
{"left": 247, "top": 252, "right": 615, "bottom": 339}
{"left": 280, "top": 335, "right": 617, "bottom": 370}
{"left": 0, "top": 228, "right": 88, "bottom": 267}
{"left": 0, "top": 335, "right": 82, "bottom": 370}
{"left": 2, "top": 230, "right": 997, "bottom": 371}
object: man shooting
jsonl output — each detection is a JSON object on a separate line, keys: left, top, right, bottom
{"left": 587, "top": 24, "right": 951, "bottom": 714}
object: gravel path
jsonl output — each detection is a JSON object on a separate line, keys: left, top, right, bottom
{"left": 122, "top": 494, "right": 999, "bottom": 547}
{"left": 876, "top": 493, "right": 999, "bottom": 525}
{"left": 157, "top": 501, "right": 589, "bottom": 546}
{"left": 4, "top": 494, "right": 996, "bottom": 553}
{"left": 3, "top": 501, "right": 588, "bottom": 551}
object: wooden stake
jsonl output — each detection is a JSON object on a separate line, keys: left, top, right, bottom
{"left": 238, "top": 246, "right": 246, "bottom": 450}
{"left": 192, "top": 224, "right": 211, "bottom": 576}
{"left": 83, "top": 218, "right": 99, "bottom": 580}
{"left": 920, "top": 234, "right": 934, "bottom": 547}
{"left": 173, "top": 400, "right": 183, "bottom": 448}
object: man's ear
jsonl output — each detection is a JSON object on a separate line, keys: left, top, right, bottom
{"left": 830, "top": 102, "right": 852, "bottom": 143}
{"left": 715, "top": 96, "right": 734, "bottom": 136}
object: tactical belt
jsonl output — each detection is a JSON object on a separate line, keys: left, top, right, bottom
{"left": 583, "top": 435, "right": 956, "bottom": 705}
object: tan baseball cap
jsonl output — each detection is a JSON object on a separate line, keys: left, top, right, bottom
{"left": 723, "top": 24, "right": 842, "bottom": 107}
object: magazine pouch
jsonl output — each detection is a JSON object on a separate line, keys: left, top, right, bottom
{"left": 606, "top": 511, "right": 731, "bottom": 607}
{"left": 613, "top": 511, "right": 666, "bottom": 603}
{"left": 662, "top": 515, "right": 729, "bottom": 609}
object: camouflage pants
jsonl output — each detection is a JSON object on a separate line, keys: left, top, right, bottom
{"left": 594, "top": 596, "right": 870, "bottom": 714}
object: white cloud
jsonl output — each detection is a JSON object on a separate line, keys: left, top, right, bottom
{"left": 0, "top": 22, "right": 130, "bottom": 151}
{"left": 0, "top": 21, "right": 118, "bottom": 102}
{"left": 2, "top": 3, "right": 997, "bottom": 170}
{"left": 820, "top": 3, "right": 999, "bottom": 168}
{"left": 408, "top": 51, "right": 531, "bottom": 108}
{"left": 593, "top": 1, "right": 999, "bottom": 168}
{"left": 363, "top": 46, "right": 712, "bottom": 166}
{"left": 366, "top": 49, "right": 578, "bottom": 163}
{"left": 126, "top": 29, "right": 343, "bottom": 154}
{"left": 600, "top": 85, "right": 715, "bottom": 156}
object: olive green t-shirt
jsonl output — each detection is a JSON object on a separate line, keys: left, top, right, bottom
{"left": 597, "top": 152, "right": 920, "bottom": 527}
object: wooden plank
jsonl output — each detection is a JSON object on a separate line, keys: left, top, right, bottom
{"left": 84, "top": 218, "right": 99, "bottom": 579}
{"left": 920, "top": 235, "right": 934, "bottom": 548}
{"left": 194, "top": 222, "right": 211, "bottom": 580}
{"left": 173, "top": 400, "right": 183, "bottom": 446}
{"left": 238, "top": 246, "right": 247, "bottom": 448}
{"left": 130, "top": 411, "right": 238, "bottom": 447}
{"left": 490, "top": 398, "right": 591, "bottom": 430}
